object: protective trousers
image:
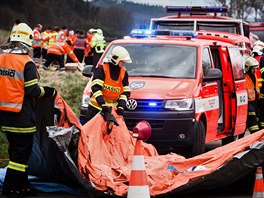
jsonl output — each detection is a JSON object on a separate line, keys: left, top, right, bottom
{"left": 246, "top": 101, "right": 259, "bottom": 133}
{"left": 2, "top": 133, "right": 34, "bottom": 192}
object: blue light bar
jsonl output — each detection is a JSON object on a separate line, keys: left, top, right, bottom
{"left": 130, "top": 29, "right": 197, "bottom": 38}
{"left": 166, "top": 6, "right": 228, "bottom": 13}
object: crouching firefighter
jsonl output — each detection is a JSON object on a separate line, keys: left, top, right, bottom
{"left": 0, "top": 23, "right": 56, "bottom": 198}
{"left": 83, "top": 45, "right": 132, "bottom": 133}
{"left": 245, "top": 57, "right": 261, "bottom": 134}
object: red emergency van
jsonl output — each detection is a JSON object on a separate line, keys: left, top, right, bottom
{"left": 80, "top": 30, "right": 249, "bottom": 157}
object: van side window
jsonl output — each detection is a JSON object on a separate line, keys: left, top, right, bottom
{"left": 227, "top": 48, "right": 245, "bottom": 80}
{"left": 202, "top": 48, "right": 212, "bottom": 76}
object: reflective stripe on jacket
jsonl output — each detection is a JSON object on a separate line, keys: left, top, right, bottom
{"left": 89, "top": 63, "right": 125, "bottom": 110}
{"left": 0, "top": 54, "right": 31, "bottom": 112}
{"left": 245, "top": 73, "right": 260, "bottom": 101}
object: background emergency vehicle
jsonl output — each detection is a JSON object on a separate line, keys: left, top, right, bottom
{"left": 250, "top": 22, "right": 264, "bottom": 42}
{"left": 149, "top": 6, "right": 251, "bottom": 55}
{"left": 80, "top": 29, "right": 249, "bottom": 157}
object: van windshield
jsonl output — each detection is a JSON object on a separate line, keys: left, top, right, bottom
{"left": 103, "top": 44, "right": 197, "bottom": 78}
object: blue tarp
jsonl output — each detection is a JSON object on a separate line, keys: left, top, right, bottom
{"left": 0, "top": 167, "right": 86, "bottom": 195}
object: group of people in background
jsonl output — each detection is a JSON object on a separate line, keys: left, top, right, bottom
{"left": 11, "top": 20, "right": 107, "bottom": 71}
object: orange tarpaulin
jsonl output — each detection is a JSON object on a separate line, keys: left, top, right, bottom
{"left": 77, "top": 108, "right": 264, "bottom": 196}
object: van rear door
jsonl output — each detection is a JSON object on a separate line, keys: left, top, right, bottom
{"left": 227, "top": 47, "right": 248, "bottom": 135}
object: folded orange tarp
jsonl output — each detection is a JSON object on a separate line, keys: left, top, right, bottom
{"left": 77, "top": 108, "right": 264, "bottom": 196}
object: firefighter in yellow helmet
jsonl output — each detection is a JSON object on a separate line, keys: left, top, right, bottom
{"left": 0, "top": 23, "right": 56, "bottom": 197}
{"left": 83, "top": 45, "right": 132, "bottom": 127}
{"left": 244, "top": 57, "right": 261, "bottom": 133}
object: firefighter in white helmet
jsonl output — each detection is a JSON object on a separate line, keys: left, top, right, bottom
{"left": 0, "top": 23, "right": 56, "bottom": 197}
{"left": 244, "top": 57, "right": 261, "bottom": 134}
{"left": 83, "top": 46, "right": 132, "bottom": 129}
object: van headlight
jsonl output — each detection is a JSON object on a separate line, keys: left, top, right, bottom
{"left": 165, "top": 98, "right": 194, "bottom": 111}
{"left": 81, "top": 94, "right": 90, "bottom": 108}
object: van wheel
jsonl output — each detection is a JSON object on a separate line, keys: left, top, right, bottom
{"left": 185, "top": 121, "right": 206, "bottom": 158}
{"left": 222, "top": 133, "right": 244, "bottom": 145}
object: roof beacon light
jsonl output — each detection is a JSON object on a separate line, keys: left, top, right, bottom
{"left": 166, "top": 6, "right": 228, "bottom": 14}
{"left": 130, "top": 29, "right": 197, "bottom": 38}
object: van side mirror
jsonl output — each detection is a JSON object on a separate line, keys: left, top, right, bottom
{"left": 203, "top": 68, "right": 222, "bottom": 81}
{"left": 82, "top": 65, "right": 93, "bottom": 78}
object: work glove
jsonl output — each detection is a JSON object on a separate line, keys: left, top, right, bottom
{"left": 102, "top": 105, "right": 111, "bottom": 113}
{"left": 100, "top": 107, "right": 119, "bottom": 134}
{"left": 43, "top": 86, "right": 57, "bottom": 98}
{"left": 116, "top": 106, "right": 124, "bottom": 116}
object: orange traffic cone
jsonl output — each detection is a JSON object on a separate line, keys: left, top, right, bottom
{"left": 127, "top": 139, "right": 150, "bottom": 198}
{"left": 252, "top": 166, "right": 264, "bottom": 198}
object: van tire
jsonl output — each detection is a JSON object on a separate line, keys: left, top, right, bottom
{"left": 186, "top": 121, "right": 206, "bottom": 158}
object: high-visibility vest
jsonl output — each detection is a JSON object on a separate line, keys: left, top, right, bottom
{"left": 32, "top": 28, "right": 42, "bottom": 48}
{"left": 48, "top": 31, "right": 58, "bottom": 48}
{"left": 41, "top": 30, "right": 50, "bottom": 50}
{"left": 245, "top": 73, "right": 260, "bottom": 101}
{"left": 56, "top": 30, "right": 67, "bottom": 42}
{"left": 89, "top": 63, "right": 125, "bottom": 110}
{"left": 0, "top": 54, "right": 32, "bottom": 112}
{"left": 91, "top": 33, "right": 106, "bottom": 53}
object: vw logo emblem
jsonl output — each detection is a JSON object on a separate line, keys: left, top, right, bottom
{"left": 126, "top": 99, "right": 137, "bottom": 110}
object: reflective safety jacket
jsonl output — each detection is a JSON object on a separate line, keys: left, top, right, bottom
{"left": 56, "top": 30, "right": 67, "bottom": 43}
{"left": 0, "top": 54, "right": 30, "bottom": 112}
{"left": 41, "top": 30, "right": 50, "bottom": 50}
{"left": 91, "top": 33, "right": 106, "bottom": 54}
{"left": 245, "top": 73, "right": 260, "bottom": 101}
{"left": 48, "top": 41, "right": 79, "bottom": 63}
{"left": 89, "top": 63, "right": 130, "bottom": 110}
{"left": 48, "top": 31, "right": 58, "bottom": 48}
{"left": 0, "top": 53, "right": 43, "bottom": 133}
{"left": 32, "top": 28, "right": 42, "bottom": 48}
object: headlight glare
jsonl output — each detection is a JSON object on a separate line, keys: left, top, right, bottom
{"left": 165, "top": 98, "right": 193, "bottom": 111}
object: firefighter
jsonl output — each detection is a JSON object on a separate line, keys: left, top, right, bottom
{"left": 91, "top": 28, "right": 106, "bottom": 71}
{"left": 41, "top": 27, "right": 52, "bottom": 60}
{"left": 245, "top": 57, "right": 261, "bottom": 133}
{"left": 84, "top": 29, "right": 96, "bottom": 65}
{"left": 32, "top": 24, "right": 43, "bottom": 60}
{"left": 251, "top": 41, "right": 264, "bottom": 129}
{"left": 42, "top": 40, "right": 81, "bottom": 71}
{"left": 0, "top": 23, "right": 56, "bottom": 197}
{"left": 83, "top": 45, "right": 132, "bottom": 125}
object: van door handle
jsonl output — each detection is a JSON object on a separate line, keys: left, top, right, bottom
{"left": 236, "top": 85, "right": 240, "bottom": 89}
